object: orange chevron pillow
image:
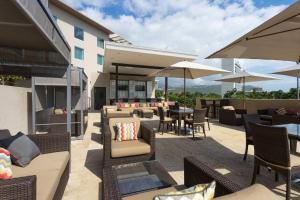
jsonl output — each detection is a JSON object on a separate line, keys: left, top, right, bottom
{"left": 116, "top": 122, "right": 138, "bottom": 142}
{"left": 0, "top": 148, "right": 12, "bottom": 179}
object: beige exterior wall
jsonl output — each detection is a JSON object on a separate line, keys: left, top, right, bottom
{"left": 0, "top": 86, "right": 32, "bottom": 135}
{"left": 49, "top": 3, "right": 110, "bottom": 108}
{"left": 229, "top": 99, "right": 300, "bottom": 114}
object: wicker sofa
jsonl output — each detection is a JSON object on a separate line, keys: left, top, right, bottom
{"left": 257, "top": 108, "right": 300, "bottom": 125}
{"left": 219, "top": 106, "right": 247, "bottom": 126}
{"left": 0, "top": 132, "right": 70, "bottom": 200}
{"left": 103, "top": 156, "right": 280, "bottom": 200}
{"left": 103, "top": 117, "right": 155, "bottom": 168}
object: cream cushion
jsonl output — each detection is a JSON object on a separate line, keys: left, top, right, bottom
{"left": 12, "top": 151, "right": 70, "bottom": 200}
{"left": 109, "top": 117, "right": 141, "bottom": 140}
{"left": 106, "top": 111, "right": 132, "bottom": 119}
{"left": 222, "top": 106, "right": 235, "bottom": 110}
{"left": 214, "top": 184, "right": 280, "bottom": 200}
{"left": 111, "top": 139, "right": 150, "bottom": 158}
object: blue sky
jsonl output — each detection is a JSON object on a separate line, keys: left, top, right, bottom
{"left": 64, "top": 0, "right": 298, "bottom": 92}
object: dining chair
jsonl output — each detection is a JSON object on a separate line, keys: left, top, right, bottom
{"left": 242, "top": 114, "right": 267, "bottom": 161}
{"left": 184, "top": 108, "right": 207, "bottom": 139}
{"left": 250, "top": 123, "right": 300, "bottom": 200}
{"left": 158, "top": 106, "right": 175, "bottom": 135}
{"left": 204, "top": 106, "right": 211, "bottom": 130}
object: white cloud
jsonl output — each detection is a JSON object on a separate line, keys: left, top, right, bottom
{"left": 62, "top": 0, "right": 295, "bottom": 91}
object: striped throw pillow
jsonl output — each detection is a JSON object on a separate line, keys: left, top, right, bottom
{"left": 0, "top": 148, "right": 12, "bottom": 179}
{"left": 116, "top": 122, "right": 138, "bottom": 142}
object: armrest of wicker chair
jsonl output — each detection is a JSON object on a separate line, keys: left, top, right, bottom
{"left": 28, "top": 133, "right": 70, "bottom": 154}
{"left": 184, "top": 156, "right": 241, "bottom": 197}
{"left": 141, "top": 124, "right": 155, "bottom": 159}
{"left": 103, "top": 123, "right": 112, "bottom": 166}
{"left": 0, "top": 176, "right": 36, "bottom": 200}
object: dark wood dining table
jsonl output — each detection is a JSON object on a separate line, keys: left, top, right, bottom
{"left": 169, "top": 108, "right": 194, "bottom": 135}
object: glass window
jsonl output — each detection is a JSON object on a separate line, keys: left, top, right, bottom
{"left": 97, "top": 54, "right": 104, "bottom": 65}
{"left": 75, "top": 47, "right": 84, "bottom": 60}
{"left": 118, "top": 80, "right": 129, "bottom": 99}
{"left": 135, "top": 81, "right": 146, "bottom": 98}
{"left": 97, "top": 37, "right": 104, "bottom": 48}
{"left": 74, "top": 26, "right": 84, "bottom": 40}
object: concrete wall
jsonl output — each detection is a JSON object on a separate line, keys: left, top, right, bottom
{"left": 229, "top": 99, "right": 300, "bottom": 114}
{"left": 0, "top": 86, "right": 32, "bottom": 135}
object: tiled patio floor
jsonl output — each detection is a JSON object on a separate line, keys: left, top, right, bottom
{"left": 62, "top": 112, "right": 300, "bottom": 200}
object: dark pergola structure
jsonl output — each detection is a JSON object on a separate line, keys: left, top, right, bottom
{"left": 32, "top": 67, "right": 88, "bottom": 138}
{"left": 0, "top": 0, "right": 72, "bottom": 134}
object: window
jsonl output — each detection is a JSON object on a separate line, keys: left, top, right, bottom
{"left": 97, "top": 37, "right": 104, "bottom": 48}
{"left": 74, "top": 26, "right": 84, "bottom": 40}
{"left": 75, "top": 47, "right": 84, "bottom": 60}
{"left": 135, "top": 81, "right": 146, "bottom": 98}
{"left": 97, "top": 54, "right": 104, "bottom": 65}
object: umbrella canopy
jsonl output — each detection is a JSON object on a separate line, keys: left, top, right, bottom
{"left": 151, "top": 61, "right": 229, "bottom": 109}
{"left": 272, "top": 64, "right": 300, "bottom": 99}
{"left": 215, "top": 71, "right": 279, "bottom": 108}
{"left": 206, "top": 1, "right": 300, "bottom": 62}
{"left": 215, "top": 71, "right": 279, "bottom": 83}
{"left": 272, "top": 64, "right": 300, "bottom": 77}
{"left": 152, "top": 61, "right": 230, "bottom": 78}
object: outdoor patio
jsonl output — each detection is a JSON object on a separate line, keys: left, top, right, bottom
{"left": 62, "top": 112, "right": 300, "bottom": 200}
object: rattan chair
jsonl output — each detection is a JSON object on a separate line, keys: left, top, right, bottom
{"left": 204, "top": 106, "right": 211, "bottom": 130}
{"left": 242, "top": 114, "right": 269, "bottom": 161}
{"left": 158, "top": 106, "right": 175, "bottom": 134}
{"left": 250, "top": 123, "right": 300, "bottom": 200}
{"left": 184, "top": 108, "right": 207, "bottom": 139}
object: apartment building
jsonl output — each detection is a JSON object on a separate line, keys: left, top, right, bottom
{"left": 47, "top": 0, "right": 197, "bottom": 110}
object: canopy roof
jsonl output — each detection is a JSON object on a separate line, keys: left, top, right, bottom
{"left": 104, "top": 42, "right": 198, "bottom": 76}
{"left": 0, "top": 0, "right": 71, "bottom": 77}
{"left": 207, "top": 1, "right": 300, "bottom": 62}
{"left": 272, "top": 64, "right": 300, "bottom": 77}
{"left": 151, "top": 61, "right": 229, "bottom": 79}
{"left": 215, "top": 71, "right": 279, "bottom": 83}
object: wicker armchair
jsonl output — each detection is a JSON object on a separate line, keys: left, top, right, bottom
{"left": 103, "top": 117, "right": 155, "bottom": 168}
{"left": 272, "top": 114, "right": 300, "bottom": 125}
{"left": 250, "top": 123, "right": 300, "bottom": 200}
{"left": 219, "top": 106, "right": 247, "bottom": 126}
{"left": 0, "top": 133, "right": 70, "bottom": 200}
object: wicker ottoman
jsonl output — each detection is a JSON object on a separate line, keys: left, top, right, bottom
{"left": 138, "top": 109, "right": 154, "bottom": 118}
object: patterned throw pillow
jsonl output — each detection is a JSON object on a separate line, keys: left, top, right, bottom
{"left": 116, "top": 122, "right": 138, "bottom": 142}
{"left": 154, "top": 181, "right": 216, "bottom": 200}
{"left": 0, "top": 148, "right": 12, "bottom": 180}
{"left": 277, "top": 107, "right": 287, "bottom": 115}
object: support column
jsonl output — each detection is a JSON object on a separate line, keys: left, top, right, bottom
{"left": 32, "top": 77, "right": 36, "bottom": 134}
{"left": 115, "top": 65, "right": 119, "bottom": 103}
{"left": 165, "top": 77, "right": 168, "bottom": 101}
{"left": 67, "top": 65, "right": 72, "bottom": 135}
{"left": 80, "top": 69, "right": 84, "bottom": 137}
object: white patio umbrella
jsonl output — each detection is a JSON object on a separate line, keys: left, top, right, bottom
{"left": 206, "top": 1, "right": 300, "bottom": 62}
{"left": 272, "top": 64, "right": 300, "bottom": 99}
{"left": 151, "top": 61, "right": 230, "bottom": 108}
{"left": 215, "top": 71, "right": 280, "bottom": 108}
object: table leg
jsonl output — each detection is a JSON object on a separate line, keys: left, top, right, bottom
{"left": 178, "top": 113, "right": 182, "bottom": 135}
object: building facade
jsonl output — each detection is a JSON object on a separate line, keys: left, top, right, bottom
{"left": 48, "top": 0, "right": 158, "bottom": 110}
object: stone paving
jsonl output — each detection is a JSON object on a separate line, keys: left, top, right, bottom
{"left": 62, "top": 112, "right": 300, "bottom": 200}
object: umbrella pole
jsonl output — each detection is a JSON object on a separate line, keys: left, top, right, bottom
{"left": 184, "top": 68, "right": 186, "bottom": 111}
{"left": 243, "top": 77, "right": 246, "bottom": 109}
{"left": 297, "top": 77, "right": 299, "bottom": 100}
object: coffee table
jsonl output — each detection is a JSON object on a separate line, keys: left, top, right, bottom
{"left": 103, "top": 160, "right": 177, "bottom": 200}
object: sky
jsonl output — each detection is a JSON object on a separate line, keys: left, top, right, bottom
{"left": 62, "top": 0, "right": 298, "bottom": 91}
